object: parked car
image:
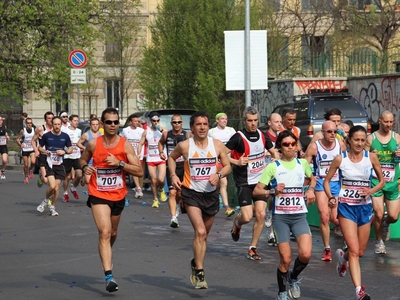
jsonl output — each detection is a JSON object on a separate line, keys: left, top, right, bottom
{"left": 123, "top": 109, "right": 197, "bottom": 131}
{"left": 266, "top": 90, "right": 373, "bottom": 150}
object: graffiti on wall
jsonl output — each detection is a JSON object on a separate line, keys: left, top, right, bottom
{"left": 358, "top": 82, "right": 381, "bottom": 124}
{"left": 252, "top": 81, "right": 292, "bottom": 119}
{"left": 295, "top": 80, "right": 347, "bottom": 94}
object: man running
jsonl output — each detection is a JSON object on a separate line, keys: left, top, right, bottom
{"left": 208, "top": 112, "right": 236, "bottom": 217}
{"left": 0, "top": 116, "right": 10, "bottom": 180}
{"left": 304, "top": 120, "right": 346, "bottom": 261}
{"left": 168, "top": 111, "right": 231, "bottom": 289}
{"left": 366, "top": 110, "right": 400, "bottom": 254}
{"left": 79, "top": 107, "right": 142, "bottom": 292}
{"left": 121, "top": 113, "right": 145, "bottom": 198}
{"left": 138, "top": 111, "right": 168, "bottom": 208}
{"left": 36, "top": 116, "right": 72, "bottom": 216}
{"left": 280, "top": 108, "right": 304, "bottom": 157}
{"left": 16, "top": 118, "right": 36, "bottom": 183}
{"left": 32, "top": 111, "right": 54, "bottom": 187}
{"left": 159, "top": 114, "right": 190, "bottom": 228}
{"left": 226, "top": 106, "right": 279, "bottom": 260}
{"left": 61, "top": 115, "right": 83, "bottom": 201}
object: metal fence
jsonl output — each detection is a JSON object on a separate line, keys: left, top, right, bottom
{"left": 268, "top": 50, "right": 400, "bottom": 79}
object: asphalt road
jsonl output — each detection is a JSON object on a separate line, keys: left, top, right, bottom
{"left": 1, "top": 169, "right": 400, "bottom": 300}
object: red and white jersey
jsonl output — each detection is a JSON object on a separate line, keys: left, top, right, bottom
{"left": 122, "top": 126, "right": 145, "bottom": 160}
{"left": 183, "top": 137, "right": 218, "bottom": 193}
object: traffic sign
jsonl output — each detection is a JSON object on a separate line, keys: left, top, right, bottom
{"left": 71, "top": 68, "right": 87, "bottom": 84}
{"left": 68, "top": 50, "right": 88, "bottom": 68}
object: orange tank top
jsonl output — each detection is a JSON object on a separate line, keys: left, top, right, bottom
{"left": 88, "top": 136, "right": 128, "bottom": 201}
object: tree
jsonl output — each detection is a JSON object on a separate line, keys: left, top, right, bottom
{"left": 137, "top": 0, "right": 246, "bottom": 118}
{"left": 96, "top": 0, "right": 142, "bottom": 118}
{"left": 0, "top": 0, "right": 97, "bottom": 110}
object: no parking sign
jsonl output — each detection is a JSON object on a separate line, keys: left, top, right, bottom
{"left": 69, "top": 50, "right": 87, "bottom": 68}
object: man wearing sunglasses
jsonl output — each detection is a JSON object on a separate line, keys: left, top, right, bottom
{"left": 208, "top": 112, "right": 236, "bottom": 217}
{"left": 59, "top": 111, "right": 70, "bottom": 132}
{"left": 80, "top": 107, "right": 143, "bottom": 293}
{"left": 226, "top": 106, "right": 279, "bottom": 261}
{"left": 16, "top": 118, "right": 37, "bottom": 184}
{"left": 138, "top": 111, "right": 168, "bottom": 208}
{"left": 310, "top": 108, "right": 343, "bottom": 144}
{"left": 158, "top": 114, "right": 191, "bottom": 228}
{"left": 304, "top": 120, "right": 346, "bottom": 261}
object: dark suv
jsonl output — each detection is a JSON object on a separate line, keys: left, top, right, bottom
{"left": 271, "top": 90, "right": 372, "bottom": 150}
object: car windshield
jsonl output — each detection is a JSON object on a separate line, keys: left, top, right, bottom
{"left": 312, "top": 98, "right": 367, "bottom": 119}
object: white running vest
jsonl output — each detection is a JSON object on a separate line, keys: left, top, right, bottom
{"left": 183, "top": 137, "right": 218, "bottom": 193}
{"left": 122, "top": 126, "right": 144, "bottom": 160}
{"left": 272, "top": 159, "right": 308, "bottom": 214}
{"left": 145, "top": 128, "right": 163, "bottom": 163}
{"left": 208, "top": 126, "right": 236, "bottom": 144}
{"left": 314, "top": 139, "right": 341, "bottom": 181}
{"left": 22, "top": 128, "right": 35, "bottom": 152}
{"left": 64, "top": 127, "right": 82, "bottom": 159}
{"left": 238, "top": 130, "right": 265, "bottom": 185}
{"left": 338, "top": 150, "right": 373, "bottom": 205}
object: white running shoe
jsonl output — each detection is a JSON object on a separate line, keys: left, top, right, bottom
{"left": 335, "top": 249, "right": 348, "bottom": 277}
{"left": 37, "top": 199, "right": 48, "bottom": 213}
{"left": 135, "top": 188, "right": 143, "bottom": 199}
{"left": 374, "top": 240, "right": 386, "bottom": 254}
{"left": 49, "top": 205, "right": 59, "bottom": 216}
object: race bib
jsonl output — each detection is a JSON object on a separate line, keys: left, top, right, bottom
{"left": 22, "top": 141, "right": 32, "bottom": 149}
{"left": 189, "top": 157, "right": 216, "bottom": 181}
{"left": 248, "top": 152, "right": 265, "bottom": 175}
{"left": 275, "top": 186, "right": 307, "bottom": 214}
{"left": 339, "top": 179, "right": 370, "bottom": 204}
{"left": 0, "top": 136, "right": 6, "bottom": 146}
{"left": 96, "top": 168, "right": 124, "bottom": 191}
{"left": 47, "top": 152, "right": 63, "bottom": 167}
{"left": 319, "top": 160, "right": 338, "bottom": 179}
{"left": 148, "top": 144, "right": 159, "bottom": 158}
{"left": 72, "top": 143, "right": 80, "bottom": 155}
{"left": 380, "top": 163, "right": 395, "bottom": 182}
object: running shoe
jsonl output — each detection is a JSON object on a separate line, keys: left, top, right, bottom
{"left": 37, "top": 176, "right": 43, "bottom": 188}
{"left": 321, "top": 247, "right": 332, "bottom": 261}
{"left": 152, "top": 199, "right": 159, "bottom": 208}
{"left": 159, "top": 189, "right": 167, "bottom": 202}
{"left": 37, "top": 199, "right": 48, "bottom": 213}
{"left": 265, "top": 210, "right": 272, "bottom": 227}
{"left": 24, "top": 177, "right": 29, "bottom": 184}
{"left": 170, "top": 216, "right": 179, "bottom": 228}
{"left": 63, "top": 193, "right": 70, "bottom": 202}
{"left": 48, "top": 205, "right": 59, "bottom": 216}
{"left": 268, "top": 233, "right": 277, "bottom": 247}
{"left": 1, "top": 171, "right": 6, "bottom": 180}
{"left": 225, "top": 207, "right": 235, "bottom": 217}
{"left": 29, "top": 170, "right": 34, "bottom": 179}
{"left": 70, "top": 188, "right": 79, "bottom": 200}
{"left": 382, "top": 216, "right": 390, "bottom": 242}
{"left": 190, "top": 269, "right": 208, "bottom": 289}
{"left": 287, "top": 272, "right": 301, "bottom": 299}
{"left": 190, "top": 258, "right": 196, "bottom": 279}
{"left": 357, "top": 285, "right": 371, "bottom": 300}
{"left": 105, "top": 276, "right": 118, "bottom": 292}
{"left": 374, "top": 240, "right": 386, "bottom": 254}
{"left": 335, "top": 248, "right": 348, "bottom": 277}
{"left": 231, "top": 214, "right": 241, "bottom": 242}
{"left": 276, "top": 291, "right": 289, "bottom": 300}
{"left": 125, "top": 199, "right": 130, "bottom": 207}
{"left": 247, "top": 247, "right": 261, "bottom": 260}
{"left": 135, "top": 187, "right": 143, "bottom": 199}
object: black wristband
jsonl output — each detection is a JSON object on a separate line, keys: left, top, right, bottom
{"left": 328, "top": 197, "right": 336, "bottom": 201}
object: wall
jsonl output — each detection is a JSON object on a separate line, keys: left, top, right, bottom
{"left": 252, "top": 76, "right": 400, "bottom": 132}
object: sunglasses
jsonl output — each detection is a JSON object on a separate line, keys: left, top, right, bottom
{"left": 104, "top": 120, "right": 120, "bottom": 125}
{"left": 62, "top": 116, "right": 68, "bottom": 118}
{"left": 171, "top": 121, "right": 182, "bottom": 124}
{"left": 323, "top": 129, "right": 338, "bottom": 134}
{"left": 281, "top": 141, "right": 297, "bottom": 147}
{"left": 152, "top": 119, "right": 160, "bottom": 123}
{"left": 26, "top": 122, "right": 33, "bottom": 124}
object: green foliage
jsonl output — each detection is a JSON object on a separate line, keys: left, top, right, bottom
{"left": 0, "top": 0, "right": 98, "bottom": 109}
{"left": 137, "top": 0, "right": 249, "bottom": 119}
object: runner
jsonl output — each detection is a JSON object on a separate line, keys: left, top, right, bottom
{"left": 253, "top": 129, "right": 316, "bottom": 300}
{"left": 168, "top": 111, "right": 230, "bottom": 289}
{"left": 0, "top": 116, "right": 10, "bottom": 179}
{"left": 366, "top": 110, "right": 400, "bottom": 254}
{"left": 159, "top": 114, "right": 190, "bottom": 228}
{"left": 226, "top": 106, "right": 279, "bottom": 260}
{"left": 280, "top": 108, "right": 304, "bottom": 157}
{"left": 36, "top": 116, "right": 72, "bottom": 216}
{"left": 16, "top": 118, "right": 36, "bottom": 183}
{"left": 208, "top": 112, "right": 236, "bottom": 217}
{"left": 79, "top": 107, "right": 142, "bottom": 292}
{"left": 325, "top": 125, "right": 384, "bottom": 300}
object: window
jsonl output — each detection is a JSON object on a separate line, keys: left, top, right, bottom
{"left": 302, "top": 35, "right": 331, "bottom": 70}
{"left": 105, "top": 38, "right": 121, "bottom": 62}
{"left": 106, "top": 80, "right": 122, "bottom": 110}
{"left": 349, "top": 0, "right": 371, "bottom": 10}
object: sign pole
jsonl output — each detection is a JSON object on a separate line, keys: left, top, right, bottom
{"left": 77, "top": 85, "right": 81, "bottom": 117}
{"left": 245, "top": 0, "right": 251, "bottom": 108}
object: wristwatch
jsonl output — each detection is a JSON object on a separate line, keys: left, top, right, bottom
{"left": 119, "top": 160, "right": 126, "bottom": 168}
{"left": 269, "top": 188, "right": 275, "bottom": 195}
{"left": 217, "top": 173, "right": 223, "bottom": 179}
